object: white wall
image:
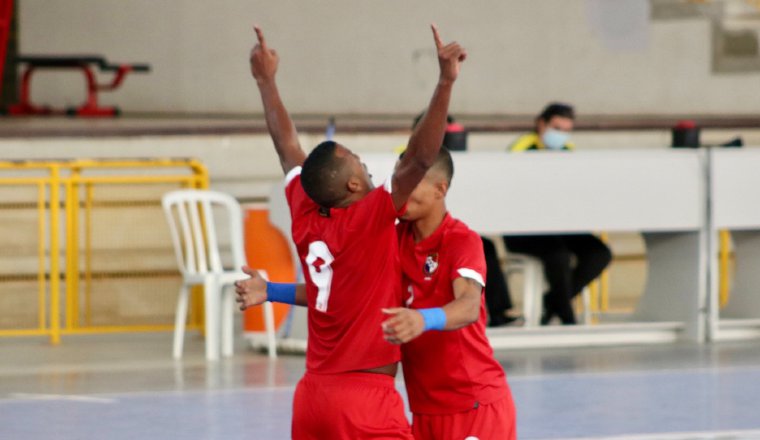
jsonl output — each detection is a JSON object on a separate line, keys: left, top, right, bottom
{"left": 18, "top": 0, "right": 760, "bottom": 115}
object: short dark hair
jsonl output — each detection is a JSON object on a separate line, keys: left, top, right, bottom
{"left": 301, "top": 141, "right": 347, "bottom": 208}
{"left": 538, "top": 102, "right": 575, "bottom": 123}
{"left": 435, "top": 147, "right": 454, "bottom": 186}
{"left": 398, "top": 147, "right": 454, "bottom": 187}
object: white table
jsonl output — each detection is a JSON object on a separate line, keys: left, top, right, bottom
{"left": 709, "top": 148, "right": 760, "bottom": 341}
{"left": 265, "top": 150, "right": 710, "bottom": 349}
{"left": 360, "top": 150, "right": 708, "bottom": 347}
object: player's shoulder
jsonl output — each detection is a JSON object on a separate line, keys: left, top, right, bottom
{"left": 284, "top": 166, "right": 316, "bottom": 211}
{"left": 284, "top": 166, "right": 302, "bottom": 187}
{"left": 284, "top": 166, "right": 308, "bottom": 202}
{"left": 445, "top": 216, "right": 482, "bottom": 247}
{"left": 510, "top": 133, "right": 540, "bottom": 152}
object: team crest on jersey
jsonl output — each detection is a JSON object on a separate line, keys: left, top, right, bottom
{"left": 423, "top": 252, "right": 439, "bottom": 276}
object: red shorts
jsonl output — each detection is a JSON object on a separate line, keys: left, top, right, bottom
{"left": 411, "top": 391, "right": 516, "bottom": 440}
{"left": 292, "top": 371, "right": 414, "bottom": 440}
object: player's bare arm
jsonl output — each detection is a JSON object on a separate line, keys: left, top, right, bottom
{"left": 381, "top": 277, "right": 480, "bottom": 345}
{"left": 235, "top": 266, "right": 307, "bottom": 310}
{"left": 391, "top": 24, "right": 466, "bottom": 210}
{"left": 250, "top": 26, "right": 307, "bottom": 174}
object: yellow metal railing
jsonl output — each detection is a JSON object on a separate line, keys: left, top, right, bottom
{"left": 719, "top": 230, "right": 732, "bottom": 308}
{"left": 579, "top": 230, "right": 734, "bottom": 319}
{"left": 0, "top": 158, "right": 209, "bottom": 344}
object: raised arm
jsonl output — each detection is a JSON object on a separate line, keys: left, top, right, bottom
{"left": 391, "top": 24, "right": 466, "bottom": 210}
{"left": 250, "top": 26, "right": 306, "bottom": 174}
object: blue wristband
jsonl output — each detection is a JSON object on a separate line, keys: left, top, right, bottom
{"left": 266, "top": 282, "right": 297, "bottom": 305}
{"left": 419, "top": 308, "right": 447, "bottom": 331}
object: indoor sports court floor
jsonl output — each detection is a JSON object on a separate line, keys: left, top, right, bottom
{"left": 1, "top": 332, "right": 760, "bottom": 440}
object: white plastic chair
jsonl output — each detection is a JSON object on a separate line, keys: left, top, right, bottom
{"left": 505, "top": 252, "right": 545, "bottom": 327}
{"left": 162, "top": 189, "right": 276, "bottom": 360}
{"left": 496, "top": 240, "right": 593, "bottom": 326}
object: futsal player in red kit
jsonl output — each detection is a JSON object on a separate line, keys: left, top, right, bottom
{"left": 243, "top": 25, "right": 466, "bottom": 439}
{"left": 382, "top": 148, "right": 517, "bottom": 440}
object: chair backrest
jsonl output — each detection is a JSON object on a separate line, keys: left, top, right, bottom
{"left": 162, "top": 189, "right": 246, "bottom": 277}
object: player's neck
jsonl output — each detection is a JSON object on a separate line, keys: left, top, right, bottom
{"left": 335, "top": 188, "right": 370, "bottom": 208}
{"left": 411, "top": 205, "right": 447, "bottom": 243}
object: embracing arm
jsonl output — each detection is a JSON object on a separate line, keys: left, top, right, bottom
{"left": 391, "top": 24, "right": 467, "bottom": 210}
{"left": 381, "top": 277, "right": 482, "bottom": 344}
{"left": 250, "top": 26, "right": 306, "bottom": 174}
{"left": 439, "top": 277, "right": 482, "bottom": 329}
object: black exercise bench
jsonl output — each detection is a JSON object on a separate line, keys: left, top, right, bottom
{"left": 8, "top": 55, "right": 150, "bottom": 117}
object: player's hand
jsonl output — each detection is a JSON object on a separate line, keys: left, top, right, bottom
{"left": 431, "top": 24, "right": 466, "bottom": 84}
{"left": 250, "top": 25, "right": 279, "bottom": 84}
{"left": 381, "top": 308, "right": 425, "bottom": 344}
{"left": 234, "top": 266, "right": 268, "bottom": 311}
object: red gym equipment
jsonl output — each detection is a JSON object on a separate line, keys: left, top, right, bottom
{"left": 7, "top": 55, "right": 150, "bottom": 117}
{"left": 0, "top": 1, "right": 149, "bottom": 117}
{"left": 0, "top": 0, "right": 11, "bottom": 84}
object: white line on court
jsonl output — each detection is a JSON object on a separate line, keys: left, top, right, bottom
{"left": 6, "top": 393, "right": 116, "bottom": 404}
{"left": 507, "top": 363, "right": 760, "bottom": 382}
{"left": 0, "top": 383, "right": 301, "bottom": 404}
{"left": 550, "top": 428, "right": 760, "bottom": 440}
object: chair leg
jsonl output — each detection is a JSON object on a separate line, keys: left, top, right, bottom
{"left": 263, "top": 301, "right": 277, "bottom": 359}
{"left": 221, "top": 284, "right": 234, "bottom": 357}
{"left": 523, "top": 262, "right": 542, "bottom": 328}
{"left": 521, "top": 265, "right": 535, "bottom": 328}
{"left": 581, "top": 286, "right": 592, "bottom": 325}
{"left": 173, "top": 284, "right": 191, "bottom": 359}
{"left": 204, "top": 276, "right": 220, "bottom": 361}
{"left": 532, "top": 261, "right": 545, "bottom": 326}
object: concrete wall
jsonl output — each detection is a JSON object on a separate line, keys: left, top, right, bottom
{"left": 18, "top": 0, "right": 760, "bottom": 115}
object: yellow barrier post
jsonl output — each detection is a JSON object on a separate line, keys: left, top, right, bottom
{"left": 65, "top": 168, "right": 82, "bottom": 330}
{"left": 600, "top": 232, "right": 611, "bottom": 312}
{"left": 719, "top": 230, "right": 731, "bottom": 308}
{"left": 0, "top": 158, "right": 210, "bottom": 341}
{"left": 188, "top": 160, "right": 208, "bottom": 329}
{"left": 49, "top": 165, "right": 61, "bottom": 345}
{"left": 84, "top": 182, "right": 94, "bottom": 326}
{"left": 37, "top": 182, "right": 47, "bottom": 334}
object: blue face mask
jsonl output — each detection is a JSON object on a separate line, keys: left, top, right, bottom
{"left": 541, "top": 128, "right": 570, "bottom": 150}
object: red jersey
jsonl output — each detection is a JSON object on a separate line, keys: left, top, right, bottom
{"left": 397, "top": 213, "right": 508, "bottom": 415}
{"left": 285, "top": 167, "right": 404, "bottom": 374}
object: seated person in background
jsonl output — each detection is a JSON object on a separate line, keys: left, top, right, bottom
{"left": 485, "top": 102, "right": 612, "bottom": 325}
{"left": 510, "top": 102, "right": 575, "bottom": 151}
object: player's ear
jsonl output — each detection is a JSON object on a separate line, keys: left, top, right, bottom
{"left": 435, "top": 180, "right": 448, "bottom": 198}
{"left": 346, "top": 175, "right": 362, "bottom": 193}
{"left": 536, "top": 117, "right": 547, "bottom": 134}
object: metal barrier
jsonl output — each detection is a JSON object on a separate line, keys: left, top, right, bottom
{"left": 719, "top": 230, "right": 733, "bottom": 308}
{"left": 0, "top": 158, "right": 209, "bottom": 344}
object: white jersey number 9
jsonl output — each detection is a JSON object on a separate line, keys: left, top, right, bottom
{"left": 306, "top": 241, "right": 335, "bottom": 312}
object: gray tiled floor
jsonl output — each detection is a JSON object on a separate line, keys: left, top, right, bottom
{"left": 1, "top": 333, "right": 760, "bottom": 439}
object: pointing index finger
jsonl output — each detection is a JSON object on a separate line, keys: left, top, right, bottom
{"left": 431, "top": 23, "right": 443, "bottom": 50}
{"left": 254, "top": 25, "right": 267, "bottom": 48}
